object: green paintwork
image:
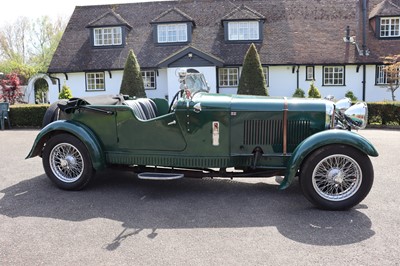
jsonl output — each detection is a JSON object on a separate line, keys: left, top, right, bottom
{"left": 26, "top": 120, "right": 106, "bottom": 170}
{"left": 27, "top": 92, "right": 378, "bottom": 189}
{"left": 279, "top": 129, "right": 379, "bottom": 190}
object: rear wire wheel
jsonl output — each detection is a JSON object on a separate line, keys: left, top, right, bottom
{"left": 42, "top": 134, "right": 94, "bottom": 190}
{"left": 42, "top": 100, "right": 67, "bottom": 128}
{"left": 300, "top": 145, "right": 373, "bottom": 210}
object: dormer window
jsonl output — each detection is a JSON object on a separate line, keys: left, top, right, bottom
{"left": 151, "top": 8, "right": 194, "bottom": 45}
{"left": 157, "top": 23, "right": 188, "bottom": 43}
{"left": 94, "top": 27, "right": 122, "bottom": 46}
{"left": 221, "top": 5, "right": 265, "bottom": 43}
{"left": 87, "top": 10, "right": 131, "bottom": 48}
{"left": 380, "top": 17, "right": 400, "bottom": 37}
{"left": 228, "top": 21, "right": 260, "bottom": 41}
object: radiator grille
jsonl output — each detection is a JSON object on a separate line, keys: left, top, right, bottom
{"left": 288, "top": 120, "right": 311, "bottom": 144}
{"left": 244, "top": 120, "right": 311, "bottom": 146}
{"left": 244, "top": 120, "right": 282, "bottom": 145}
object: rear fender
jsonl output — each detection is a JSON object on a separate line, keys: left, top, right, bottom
{"left": 26, "top": 120, "right": 105, "bottom": 170}
{"left": 279, "top": 129, "right": 378, "bottom": 190}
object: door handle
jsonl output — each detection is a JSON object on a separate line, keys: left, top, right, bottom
{"left": 168, "top": 120, "right": 177, "bottom": 126}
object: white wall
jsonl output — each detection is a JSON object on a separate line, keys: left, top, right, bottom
{"left": 217, "top": 65, "right": 400, "bottom": 102}
{"left": 48, "top": 71, "right": 123, "bottom": 103}
{"left": 47, "top": 64, "right": 399, "bottom": 103}
{"left": 146, "top": 69, "right": 168, "bottom": 99}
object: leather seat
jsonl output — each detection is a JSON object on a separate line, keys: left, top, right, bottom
{"left": 124, "top": 99, "right": 158, "bottom": 120}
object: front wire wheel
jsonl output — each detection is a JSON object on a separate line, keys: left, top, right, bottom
{"left": 300, "top": 145, "right": 373, "bottom": 210}
{"left": 43, "top": 134, "right": 94, "bottom": 190}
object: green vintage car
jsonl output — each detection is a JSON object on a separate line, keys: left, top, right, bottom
{"left": 27, "top": 71, "right": 378, "bottom": 210}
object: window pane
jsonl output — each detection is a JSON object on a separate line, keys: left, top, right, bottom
{"left": 324, "top": 66, "right": 344, "bottom": 85}
{"left": 228, "top": 21, "right": 259, "bottom": 41}
{"left": 219, "top": 68, "right": 238, "bottom": 87}
{"left": 158, "top": 24, "right": 187, "bottom": 43}
{"left": 93, "top": 27, "right": 122, "bottom": 46}
{"left": 377, "top": 65, "right": 400, "bottom": 85}
{"left": 263, "top": 67, "right": 269, "bottom": 86}
{"left": 306, "top": 66, "right": 314, "bottom": 80}
{"left": 86, "top": 72, "right": 105, "bottom": 91}
{"left": 142, "top": 71, "right": 156, "bottom": 89}
{"left": 380, "top": 17, "right": 400, "bottom": 37}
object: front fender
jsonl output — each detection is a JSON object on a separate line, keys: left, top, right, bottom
{"left": 279, "top": 129, "right": 378, "bottom": 190}
{"left": 26, "top": 120, "right": 106, "bottom": 170}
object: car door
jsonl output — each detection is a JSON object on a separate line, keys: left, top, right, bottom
{"left": 115, "top": 108, "right": 187, "bottom": 152}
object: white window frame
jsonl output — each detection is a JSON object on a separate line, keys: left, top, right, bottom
{"left": 86, "top": 72, "right": 105, "bottom": 91}
{"left": 380, "top": 17, "right": 400, "bottom": 37}
{"left": 228, "top": 21, "right": 259, "bottom": 41}
{"left": 306, "top": 66, "right": 315, "bottom": 81}
{"left": 376, "top": 65, "right": 400, "bottom": 85}
{"left": 94, "top": 27, "right": 122, "bottom": 46}
{"left": 263, "top": 66, "right": 269, "bottom": 87}
{"left": 142, "top": 70, "right": 156, "bottom": 89}
{"left": 219, "top": 68, "right": 239, "bottom": 87}
{"left": 157, "top": 23, "right": 187, "bottom": 43}
{"left": 376, "top": 65, "right": 389, "bottom": 84}
{"left": 323, "top": 66, "right": 345, "bottom": 86}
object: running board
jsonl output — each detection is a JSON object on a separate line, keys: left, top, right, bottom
{"left": 137, "top": 172, "right": 184, "bottom": 180}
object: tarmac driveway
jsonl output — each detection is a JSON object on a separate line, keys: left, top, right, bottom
{"left": 0, "top": 129, "right": 399, "bottom": 265}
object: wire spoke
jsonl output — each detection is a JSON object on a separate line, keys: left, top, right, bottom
{"left": 312, "top": 154, "right": 362, "bottom": 201}
{"left": 49, "top": 143, "right": 84, "bottom": 183}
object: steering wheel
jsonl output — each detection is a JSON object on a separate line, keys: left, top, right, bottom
{"left": 168, "top": 89, "right": 184, "bottom": 113}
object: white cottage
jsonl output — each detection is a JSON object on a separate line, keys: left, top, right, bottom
{"left": 27, "top": 0, "right": 400, "bottom": 103}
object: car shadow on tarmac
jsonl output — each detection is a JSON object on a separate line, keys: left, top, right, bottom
{"left": 0, "top": 169, "right": 374, "bottom": 247}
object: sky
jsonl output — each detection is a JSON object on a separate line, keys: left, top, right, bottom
{"left": 0, "top": 0, "right": 167, "bottom": 27}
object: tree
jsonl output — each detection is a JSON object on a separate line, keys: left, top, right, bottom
{"left": 308, "top": 82, "right": 321, "bottom": 98}
{"left": 58, "top": 84, "right": 72, "bottom": 100}
{"left": 0, "top": 16, "right": 67, "bottom": 82}
{"left": 29, "top": 16, "right": 66, "bottom": 72}
{"left": 237, "top": 43, "right": 268, "bottom": 96}
{"left": 120, "top": 49, "right": 146, "bottom": 98}
{"left": 383, "top": 55, "right": 400, "bottom": 101}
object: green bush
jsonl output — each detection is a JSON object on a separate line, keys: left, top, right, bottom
{"left": 308, "top": 82, "right": 321, "bottom": 98}
{"left": 368, "top": 102, "right": 400, "bottom": 125}
{"left": 9, "top": 104, "right": 49, "bottom": 127}
{"left": 59, "top": 84, "right": 73, "bottom": 99}
{"left": 293, "top": 88, "right": 305, "bottom": 98}
{"left": 345, "top": 90, "right": 358, "bottom": 101}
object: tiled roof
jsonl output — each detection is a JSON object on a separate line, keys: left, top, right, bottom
{"left": 86, "top": 9, "right": 132, "bottom": 28}
{"left": 369, "top": 0, "right": 400, "bottom": 18}
{"left": 48, "top": 0, "right": 400, "bottom": 73}
{"left": 151, "top": 7, "right": 194, "bottom": 24}
{"left": 221, "top": 4, "right": 265, "bottom": 21}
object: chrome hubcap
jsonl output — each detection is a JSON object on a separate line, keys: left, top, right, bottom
{"left": 312, "top": 154, "right": 362, "bottom": 201}
{"left": 49, "top": 143, "right": 84, "bottom": 183}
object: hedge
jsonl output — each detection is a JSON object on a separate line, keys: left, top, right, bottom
{"left": 5, "top": 102, "right": 400, "bottom": 128}
{"left": 368, "top": 102, "right": 400, "bottom": 125}
{"left": 9, "top": 104, "right": 49, "bottom": 128}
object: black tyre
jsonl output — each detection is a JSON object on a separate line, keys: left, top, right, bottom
{"left": 42, "top": 134, "right": 94, "bottom": 190}
{"left": 299, "top": 145, "right": 373, "bottom": 210}
{"left": 42, "top": 100, "right": 67, "bottom": 128}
